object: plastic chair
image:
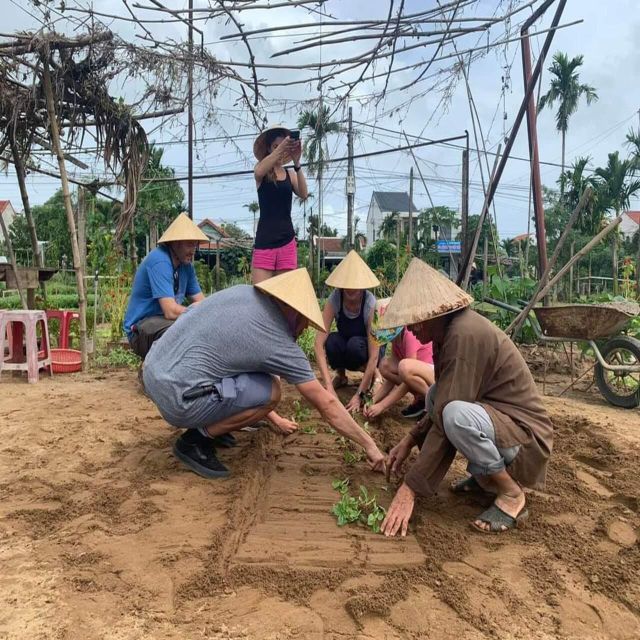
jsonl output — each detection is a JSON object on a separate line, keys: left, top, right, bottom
{"left": 45, "top": 309, "right": 80, "bottom": 349}
{"left": 0, "top": 310, "right": 53, "bottom": 383}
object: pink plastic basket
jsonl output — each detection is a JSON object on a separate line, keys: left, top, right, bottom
{"left": 50, "top": 348, "right": 82, "bottom": 374}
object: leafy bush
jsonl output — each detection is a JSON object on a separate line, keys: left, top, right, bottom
{"left": 297, "top": 326, "right": 316, "bottom": 362}
{"left": 193, "top": 259, "right": 213, "bottom": 295}
{"left": 93, "top": 346, "right": 140, "bottom": 369}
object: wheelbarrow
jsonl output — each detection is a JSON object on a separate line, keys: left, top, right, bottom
{"left": 485, "top": 298, "right": 640, "bottom": 409}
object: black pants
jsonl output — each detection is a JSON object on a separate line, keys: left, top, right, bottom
{"left": 129, "top": 315, "right": 174, "bottom": 360}
{"left": 325, "top": 332, "right": 369, "bottom": 372}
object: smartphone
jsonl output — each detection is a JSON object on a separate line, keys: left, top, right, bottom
{"left": 289, "top": 130, "right": 300, "bottom": 141}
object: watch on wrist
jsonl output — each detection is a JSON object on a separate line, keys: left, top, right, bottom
{"left": 357, "top": 390, "right": 366, "bottom": 400}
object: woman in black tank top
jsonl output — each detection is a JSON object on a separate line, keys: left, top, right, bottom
{"left": 252, "top": 126, "right": 308, "bottom": 284}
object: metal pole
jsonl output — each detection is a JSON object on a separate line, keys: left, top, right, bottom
{"left": 457, "top": 0, "right": 567, "bottom": 289}
{"left": 187, "top": 0, "right": 194, "bottom": 219}
{"left": 461, "top": 131, "right": 469, "bottom": 259}
{"left": 346, "top": 105, "right": 355, "bottom": 249}
{"left": 408, "top": 167, "right": 414, "bottom": 254}
{"left": 521, "top": 26, "right": 549, "bottom": 280}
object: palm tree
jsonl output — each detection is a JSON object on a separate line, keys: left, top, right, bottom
{"left": 594, "top": 152, "right": 640, "bottom": 295}
{"left": 243, "top": 201, "right": 259, "bottom": 237}
{"left": 298, "top": 106, "right": 341, "bottom": 284}
{"left": 379, "top": 212, "right": 400, "bottom": 242}
{"left": 538, "top": 52, "right": 598, "bottom": 190}
{"left": 625, "top": 127, "right": 640, "bottom": 170}
{"left": 560, "top": 156, "right": 601, "bottom": 234}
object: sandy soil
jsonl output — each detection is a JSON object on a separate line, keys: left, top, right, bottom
{"left": 0, "top": 368, "right": 639, "bottom": 640}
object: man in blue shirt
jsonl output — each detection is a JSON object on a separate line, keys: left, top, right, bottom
{"left": 124, "top": 212, "right": 208, "bottom": 359}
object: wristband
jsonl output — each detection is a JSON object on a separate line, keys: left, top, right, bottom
{"left": 294, "top": 164, "right": 302, "bottom": 172}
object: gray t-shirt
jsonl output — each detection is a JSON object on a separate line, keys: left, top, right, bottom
{"left": 144, "top": 285, "right": 315, "bottom": 410}
{"left": 328, "top": 289, "right": 376, "bottom": 324}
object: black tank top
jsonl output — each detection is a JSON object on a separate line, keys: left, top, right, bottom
{"left": 336, "top": 290, "right": 367, "bottom": 340}
{"left": 254, "top": 169, "right": 295, "bottom": 249}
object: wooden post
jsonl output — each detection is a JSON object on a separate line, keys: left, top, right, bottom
{"left": 482, "top": 234, "right": 489, "bottom": 298}
{"left": 42, "top": 58, "right": 88, "bottom": 369}
{"left": 636, "top": 229, "right": 640, "bottom": 299}
{"left": 0, "top": 212, "right": 27, "bottom": 309}
{"left": 10, "top": 134, "right": 42, "bottom": 268}
{"left": 215, "top": 240, "right": 220, "bottom": 289}
{"left": 77, "top": 187, "right": 87, "bottom": 275}
{"left": 569, "top": 240, "right": 575, "bottom": 302}
{"left": 612, "top": 232, "right": 619, "bottom": 296}
{"left": 461, "top": 146, "right": 469, "bottom": 259}
{"left": 408, "top": 167, "right": 414, "bottom": 254}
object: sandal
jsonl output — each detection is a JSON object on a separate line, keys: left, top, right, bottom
{"left": 450, "top": 476, "right": 496, "bottom": 496}
{"left": 470, "top": 502, "right": 529, "bottom": 534}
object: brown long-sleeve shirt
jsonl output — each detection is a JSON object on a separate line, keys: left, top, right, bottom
{"left": 405, "top": 308, "right": 553, "bottom": 496}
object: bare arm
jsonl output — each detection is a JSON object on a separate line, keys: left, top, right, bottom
{"left": 190, "top": 292, "right": 205, "bottom": 303}
{"left": 254, "top": 137, "right": 294, "bottom": 184}
{"left": 296, "top": 379, "right": 385, "bottom": 470}
{"left": 314, "top": 302, "right": 336, "bottom": 390}
{"left": 289, "top": 140, "right": 308, "bottom": 199}
{"left": 158, "top": 297, "right": 189, "bottom": 321}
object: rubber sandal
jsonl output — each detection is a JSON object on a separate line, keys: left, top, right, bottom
{"left": 450, "top": 476, "right": 496, "bottom": 496}
{"left": 470, "top": 502, "right": 529, "bottom": 534}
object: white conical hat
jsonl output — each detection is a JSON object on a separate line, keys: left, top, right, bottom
{"left": 253, "top": 125, "right": 292, "bottom": 161}
{"left": 378, "top": 258, "right": 473, "bottom": 329}
{"left": 325, "top": 250, "right": 380, "bottom": 289}
{"left": 255, "top": 268, "right": 325, "bottom": 332}
{"left": 158, "top": 212, "right": 208, "bottom": 243}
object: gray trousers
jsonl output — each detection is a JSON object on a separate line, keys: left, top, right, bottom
{"left": 129, "top": 315, "right": 174, "bottom": 360}
{"left": 427, "top": 385, "right": 520, "bottom": 476}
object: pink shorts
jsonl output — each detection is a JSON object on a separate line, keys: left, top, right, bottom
{"left": 252, "top": 237, "right": 298, "bottom": 271}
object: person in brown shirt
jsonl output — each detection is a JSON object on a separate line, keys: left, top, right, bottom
{"left": 377, "top": 258, "right": 553, "bottom": 536}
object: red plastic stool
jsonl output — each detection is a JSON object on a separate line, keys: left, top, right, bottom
{"left": 45, "top": 309, "right": 80, "bottom": 349}
{"left": 0, "top": 310, "right": 53, "bottom": 383}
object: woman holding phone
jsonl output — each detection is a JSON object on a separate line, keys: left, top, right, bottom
{"left": 252, "top": 125, "right": 308, "bottom": 284}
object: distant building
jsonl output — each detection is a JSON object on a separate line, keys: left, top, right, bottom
{"left": 198, "top": 218, "right": 230, "bottom": 241}
{"left": 314, "top": 235, "right": 367, "bottom": 268}
{"left": 0, "top": 200, "right": 17, "bottom": 243}
{"left": 620, "top": 211, "right": 640, "bottom": 238}
{"left": 366, "top": 191, "right": 418, "bottom": 245}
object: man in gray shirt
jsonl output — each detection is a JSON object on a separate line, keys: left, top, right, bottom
{"left": 143, "top": 269, "right": 386, "bottom": 479}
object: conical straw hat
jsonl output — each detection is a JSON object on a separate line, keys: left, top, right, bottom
{"left": 325, "top": 250, "right": 380, "bottom": 289}
{"left": 378, "top": 258, "right": 473, "bottom": 329}
{"left": 158, "top": 212, "right": 208, "bottom": 243}
{"left": 255, "top": 268, "right": 325, "bottom": 332}
{"left": 253, "top": 124, "right": 292, "bottom": 161}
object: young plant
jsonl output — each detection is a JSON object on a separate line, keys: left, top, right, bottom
{"left": 330, "top": 481, "right": 387, "bottom": 533}
{"left": 292, "top": 399, "right": 311, "bottom": 423}
{"left": 300, "top": 425, "right": 317, "bottom": 435}
{"left": 331, "top": 492, "right": 361, "bottom": 526}
{"left": 343, "top": 449, "right": 364, "bottom": 465}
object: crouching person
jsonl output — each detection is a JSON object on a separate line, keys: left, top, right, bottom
{"left": 378, "top": 259, "right": 553, "bottom": 536}
{"left": 143, "top": 268, "right": 386, "bottom": 478}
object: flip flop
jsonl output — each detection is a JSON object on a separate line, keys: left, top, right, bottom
{"left": 450, "top": 476, "right": 496, "bottom": 496}
{"left": 470, "top": 502, "right": 529, "bottom": 534}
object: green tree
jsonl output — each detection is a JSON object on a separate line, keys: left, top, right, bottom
{"left": 378, "top": 212, "right": 400, "bottom": 242}
{"left": 243, "top": 201, "right": 260, "bottom": 237}
{"left": 538, "top": 52, "right": 598, "bottom": 188}
{"left": 625, "top": 127, "right": 640, "bottom": 170}
{"left": 221, "top": 222, "right": 250, "bottom": 239}
{"left": 297, "top": 106, "right": 342, "bottom": 178}
{"left": 8, "top": 214, "right": 32, "bottom": 264}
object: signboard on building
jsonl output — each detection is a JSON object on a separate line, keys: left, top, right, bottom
{"left": 436, "top": 240, "right": 461, "bottom": 254}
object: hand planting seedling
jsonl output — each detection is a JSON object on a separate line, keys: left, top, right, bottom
{"left": 331, "top": 479, "right": 386, "bottom": 533}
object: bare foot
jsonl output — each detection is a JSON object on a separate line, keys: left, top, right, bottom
{"left": 473, "top": 489, "right": 526, "bottom": 532}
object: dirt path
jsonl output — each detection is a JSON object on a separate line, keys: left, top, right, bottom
{"left": 0, "top": 370, "right": 639, "bottom": 639}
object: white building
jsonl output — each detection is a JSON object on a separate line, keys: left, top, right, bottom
{"left": 619, "top": 211, "right": 640, "bottom": 239}
{"left": 0, "top": 200, "right": 17, "bottom": 244}
{"left": 366, "top": 191, "right": 418, "bottom": 245}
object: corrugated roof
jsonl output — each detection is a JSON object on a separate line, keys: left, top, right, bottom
{"left": 372, "top": 191, "right": 417, "bottom": 213}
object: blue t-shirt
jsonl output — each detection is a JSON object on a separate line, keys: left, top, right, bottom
{"left": 123, "top": 246, "right": 201, "bottom": 338}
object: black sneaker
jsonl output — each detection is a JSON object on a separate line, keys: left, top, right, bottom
{"left": 173, "top": 430, "right": 230, "bottom": 479}
{"left": 401, "top": 400, "right": 426, "bottom": 419}
{"left": 213, "top": 433, "right": 237, "bottom": 449}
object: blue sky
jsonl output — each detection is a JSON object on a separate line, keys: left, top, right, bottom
{"left": 1, "top": 0, "right": 639, "bottom": 241}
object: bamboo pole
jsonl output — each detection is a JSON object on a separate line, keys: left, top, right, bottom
{"left": 0, "top": 211, "right": 27, "bottom": 309}
{"left": 42, "top": 57, "right": 88, "bottom": 369}
{"left": 506, "top": 187, "right": 592, "bottom": 336}
{"left": 9, "top": 134, "right": 42, "bottom": 268}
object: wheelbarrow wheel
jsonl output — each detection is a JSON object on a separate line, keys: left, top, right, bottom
{"left": 594, "top": 336, "right": 640, "bottom": 409}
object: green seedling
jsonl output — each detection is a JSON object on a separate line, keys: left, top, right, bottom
{"left": 330, "top": 481, "right": 387, "bottom": 533}
{"left": 292, "top": 399, "right": 311, "bottom": 423}
{"left": 343, "top": 449, "right": 364, "bottom": 465}
{"left": 331, "top": 492, "right": 361, "bottom": 526}
{"left": 300, "top": 425, "right": 317, "bottom": 435}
